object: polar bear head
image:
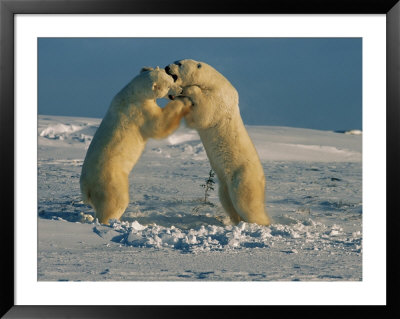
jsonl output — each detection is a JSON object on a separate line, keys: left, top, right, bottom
{"left": 164, "top": 59, "right": 227, "bottom": 90}
{"left": 164, "top": 59, "right": 239, "bottom": 129}
{"left": 135, "top": 66, "right": 183, "bottom": 100}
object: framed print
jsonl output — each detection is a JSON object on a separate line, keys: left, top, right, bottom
{"left": 1, "top": 0, "right": 399, "bottom": 317}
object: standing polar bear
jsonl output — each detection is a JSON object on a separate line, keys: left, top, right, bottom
{"left": 80, "top": 67, "right": 191, "bottom": 224}
{"left": 165, "top": 59, "right": 271, "bottom": 225}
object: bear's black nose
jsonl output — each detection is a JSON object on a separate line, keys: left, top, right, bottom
{"left": 165, "top": 65, "right": 171, "bottom": 74}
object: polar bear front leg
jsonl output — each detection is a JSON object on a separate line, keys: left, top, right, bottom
{"left": 146, "top": 97, "right": 192, "bottom": 139}
{"left": 180, "top": 85, "right": 205, "bottom": 129}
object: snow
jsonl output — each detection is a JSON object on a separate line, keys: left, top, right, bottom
{"left": 38, "top": 114, "right": 362, "bottom": 282}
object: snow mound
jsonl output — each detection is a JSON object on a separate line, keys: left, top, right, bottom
{"left": 89, "top": 219, "right": 363, "bottom": 254}
{"left": 335, "top": 129, "right": 362, "bottom": 135}
{"left": 39, "top": 122, "right": 98, "bottom": 143}
{"left": 167, "top": 130, "right": 199, "bottom": 145}
{"left": 344, "top": 130, "right": 362, "bottom": 135}
{"left": 40, "top": 123, "right": 82, "bottom": 139}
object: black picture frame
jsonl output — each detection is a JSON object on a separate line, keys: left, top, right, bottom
{"left": 1, "top": 0, "right": 399, "bottom": 317}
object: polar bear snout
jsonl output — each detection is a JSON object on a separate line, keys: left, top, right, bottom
{"left": 168, "top": 90, "right": 182, "bottom": 100}
{"left": 165, "top": 65, "right": 178, "bottom": 82}
{"left": 167, "top": 85, "right": 183, "bottom": 100}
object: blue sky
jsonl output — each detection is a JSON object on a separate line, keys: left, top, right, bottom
{"left": 38, "top": 38, "right": 361, "bottom": 131}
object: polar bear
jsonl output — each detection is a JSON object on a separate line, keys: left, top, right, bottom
{"left": 165, "top": 59, "right": 271, "bottom": 225}
{"left": 80, "top": 67, "right": 191, "bottom": 224}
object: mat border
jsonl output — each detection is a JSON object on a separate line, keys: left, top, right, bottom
{"left": 1, "top": 0, "right": 399, "bottom": 317}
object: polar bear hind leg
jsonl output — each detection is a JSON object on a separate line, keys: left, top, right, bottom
{"left": 218, "top": 181, "right": 243, "bottom": 225}
{"left": 228, "top": 168, "right": 271, "bottom": 226}
{"left": 89, "top": 173, "right": 129, "bottom": 224}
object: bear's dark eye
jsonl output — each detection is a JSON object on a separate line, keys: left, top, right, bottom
{"left": 174, "top": 61, "right": 182, "bottom": 67}
{"left": 197, "top": 63, "right": 202, "bottom": 68}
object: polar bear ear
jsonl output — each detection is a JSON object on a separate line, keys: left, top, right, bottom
{"left": 152, "top": 82, "right": 158, "bottom": 91}
{"left": 140, "top": 66, "right": 153, "bottom": 73}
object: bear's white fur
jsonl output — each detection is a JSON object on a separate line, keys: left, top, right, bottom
{"left": 80, "top": 67, "right": 191, "bottom": 224}
{"left": 166, "top": 59, "right": 271, "bottom": 225}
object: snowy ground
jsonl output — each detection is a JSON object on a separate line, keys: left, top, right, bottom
{"left": 37, "top": 115, "right": 362, "bottom": 281}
